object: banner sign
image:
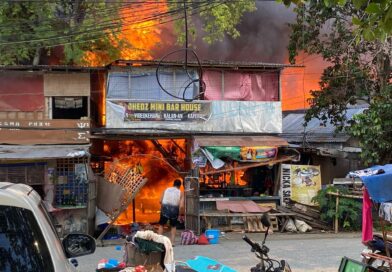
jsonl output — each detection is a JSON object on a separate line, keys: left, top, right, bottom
{"left": 239, "top": 146, "right": 277, "bottom": 162}
{"left": 280, "top": 164, "right": 321, "bottom": 206}
{"left": 123, "top": 101, "right": 211, "bottom": 122}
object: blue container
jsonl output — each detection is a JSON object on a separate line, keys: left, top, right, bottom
{"left": 186, "top": 256, "right": 237, "bottom": 272}
{"left": 205, "top": 229, "right": 220, "bottom": 244}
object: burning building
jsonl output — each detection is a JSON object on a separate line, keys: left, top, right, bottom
{"left": 91, "top": 59, "right": 300, "bottom": 233}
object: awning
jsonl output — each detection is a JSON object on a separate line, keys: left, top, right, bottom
{"left": 0, "top": 145, "right": 90, "bottom": 160}
{"left": 194, "top": 135, "right": 288, "bottom": 147}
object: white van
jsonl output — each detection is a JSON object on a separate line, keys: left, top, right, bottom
{"left": 0, "top": 182, "right": 96, "bottom": 272}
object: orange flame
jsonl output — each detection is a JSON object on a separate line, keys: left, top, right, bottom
{"left": 103, "top": 139, "right": 186, "bottom": 224}
{"left": 281, "top": 53, "right": 329, "bottom": 110}
{"left": 83, "top": 1, "right": 167, "bottom": 66}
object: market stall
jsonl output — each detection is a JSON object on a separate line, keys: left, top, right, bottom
{"left": 190, "top": 136, "right": 299, "bottom": 233}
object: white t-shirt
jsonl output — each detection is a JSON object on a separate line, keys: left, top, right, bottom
{"left": 162, "top": 187, "right": 181, "bottom": 206}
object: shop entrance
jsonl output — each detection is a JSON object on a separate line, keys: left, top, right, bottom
{"left": 97, "top": 139, "right": 188, "bottom": 225}
{"left": 200, "top": 165, "right": 277, "bottom": 198}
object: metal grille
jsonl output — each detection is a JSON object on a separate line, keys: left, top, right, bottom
{"left": 55, "top": 157, "right": 88, "bottom": 207}
{"left": 0, "top": 162, "right": 46, "bottom": 185}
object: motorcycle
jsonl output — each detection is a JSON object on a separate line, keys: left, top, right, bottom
{"left": 242, "top": 214, "right": 292, "bottom": 272}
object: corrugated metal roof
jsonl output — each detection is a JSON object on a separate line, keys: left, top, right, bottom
{"left": 110, "top": 59, "right": 302, "bottom": 69}
{"left": 0, "top": 65, "right": 104, "bottom": 72}
{"left": 282, "top": 108, "right": 366, "bottom": 143}
{"left": 0, "top": 145, "right": 90, "bottom": 160}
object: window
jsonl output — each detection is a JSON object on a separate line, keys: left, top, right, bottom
{"left": 0, "top": 163, "right": 47, "bottom": 185}
{"left": 52, "top": 96, "right": 88, "bottom": 119}
{"left": 0, "top": 206, "right": 54, "bottom": 272}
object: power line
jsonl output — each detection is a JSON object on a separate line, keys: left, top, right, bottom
{"left": 0, "top": 1, "right": 217, "bottom": 47}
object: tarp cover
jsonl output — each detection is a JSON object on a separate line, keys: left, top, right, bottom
{"left": 204, "top": 71, "right": 279, "bottom": 101}
{"left": 360, "top": 164, "right": 392, "bottom": 203}
{"left": 216, "top": 200, "right": 270, "bottom": 213}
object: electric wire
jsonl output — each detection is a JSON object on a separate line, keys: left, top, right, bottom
{"left": 0, "top": 1, "right": 214, "bottom": 46}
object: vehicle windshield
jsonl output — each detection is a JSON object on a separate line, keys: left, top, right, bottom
{"left": 0, "top": 205, "right": 55, "bottom": 272}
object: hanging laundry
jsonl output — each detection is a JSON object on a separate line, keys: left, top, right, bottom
{"left": 379, "top": 202, "right": 392, "bottom": 223}
{"left": 362, "top": 188, "right": 373, "bottom": 244}
{"left": 347, "top": 168, "right": 385, "bottom": 178}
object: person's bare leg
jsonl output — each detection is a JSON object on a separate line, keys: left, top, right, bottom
{"left": 158, "top": 224, "right": 164, "bottom": 235}
{"left": 170, "top": 226, "right": 176, "bottom": 245}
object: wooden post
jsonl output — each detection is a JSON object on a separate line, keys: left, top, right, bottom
{"left": 273, "top": 164, "right": 282, "bottom": 196}
{"left": 335, "top": 190, "right": 339, "bottom": 234}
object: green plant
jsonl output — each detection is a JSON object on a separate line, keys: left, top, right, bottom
{"left": 312, "top": 187, "right": 362, "bottom": 231}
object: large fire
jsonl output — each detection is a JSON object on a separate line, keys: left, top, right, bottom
{"left": 83, "top": 1, "right": 167, "bottom": 66}
{"left": 103, "top": 139, "right": 186, "bottom": 225}
{"left": 281, "top": 53, "right": 328, "bottom": 111}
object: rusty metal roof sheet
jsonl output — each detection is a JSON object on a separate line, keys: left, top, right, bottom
{"left": 110, "top": 59, "right": 302, "bottom": 70}
{"left": 0, "top": 65, "right": 105, "bottom": 72}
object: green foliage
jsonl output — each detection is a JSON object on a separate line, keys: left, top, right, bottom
{"left": 0, "top": 1, "right": 56, "bottom": 64}
{"left": 172, "top": 0, "right": 256, "bottom": 45}
{"left": 288, "top": 0, "right": 391, "bottom": 165}
{"left": 349, "top": 87, "right": 392, "bottom": 165}
{"left": 312, "top": 187, "right": 362, "bottom": 230}
{"left": 282, "top": 0, "right": 392, "bottom": 41}
{"left": 0, "top": 1, "right": 125, "bottom": 65}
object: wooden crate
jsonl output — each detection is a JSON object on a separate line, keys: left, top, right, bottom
{"left": 268, "top": 215, "right": 279, "bottom": 231}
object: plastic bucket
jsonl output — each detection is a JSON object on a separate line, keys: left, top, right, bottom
{"left": 205, "top": 229, "right": 220, "bottom": 244}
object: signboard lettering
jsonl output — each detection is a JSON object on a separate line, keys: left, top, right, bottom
{"left": 280, "top": 164, "right": 321, "bottom": 206}
{"left": 0, "top": 120, "right": 90, "bottom": 129}
{"left": 122, "top": 101, "right": 211, "bottom": 122}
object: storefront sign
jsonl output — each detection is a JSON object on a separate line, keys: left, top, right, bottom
{"left": 0, "top": 119, "right": 90, "bottom": 129}
{"left": 280, "top": 164, "right": 321, "bottom": 206}
{"left": 122, "top": 101, "right": 211, "bottom": 122}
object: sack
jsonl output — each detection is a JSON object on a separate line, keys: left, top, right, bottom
{"left": 294, "top": 219, "right": 312, "bottom": 233}
{"left": 285, "top": 218, "right": 297, "bottom": 232}
{"left": 197, "top": 234, "right": 209, "bottom": 245}
{"left": 181, "top": 230, "right": 198, "bottom": 245}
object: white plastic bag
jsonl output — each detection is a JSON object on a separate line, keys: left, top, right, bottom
{"left": 285, "top": 218, "right": 297, "bottom": 232}
{"left": 294, "top": 219, "right": 312, "bottom": 232}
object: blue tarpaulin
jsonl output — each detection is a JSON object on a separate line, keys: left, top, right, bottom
{"left": 360, "top": 164, "right": 392, "bottom": 203}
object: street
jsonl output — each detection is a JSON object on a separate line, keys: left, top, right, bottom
{"left": 77, "top": 232, "right": 364, "bottom": 272}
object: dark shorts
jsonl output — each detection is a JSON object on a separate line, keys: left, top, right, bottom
{"left": 159, "top": 204, "right": 179, "bottom": 227}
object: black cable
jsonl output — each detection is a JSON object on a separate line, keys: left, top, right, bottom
{"left": 155, "top": 0, "right": 208, "bottom": 102}
{"left": 0, "top": 1, "right": 214, "bottom": 46}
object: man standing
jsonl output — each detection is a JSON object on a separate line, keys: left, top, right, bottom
{"left": 158, "top": 179, "right": 184, "bottom": 244}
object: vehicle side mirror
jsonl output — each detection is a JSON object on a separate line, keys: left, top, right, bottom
{"left": 62, "top": 233, "right": 96, "bottom": 258}
{"left": 261, "top": 213, "right": 271, "bottom": 228}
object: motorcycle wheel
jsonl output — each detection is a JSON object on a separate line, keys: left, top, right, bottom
{"left": 280, "top": 260, "right": 292, "bottom": 272}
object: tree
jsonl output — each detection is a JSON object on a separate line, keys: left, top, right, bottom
{"left": 0, "top": 1, "right": 56, "bottom": 65}
{"left": 0, "top": 0, "right": 124, "bottom": 65}
{"left": 0, "top": 0, "right": 257, "bottom": 66}
{"left": 171, "top": 0, "right": 256, "bottom": 45}
{"left": 288, "top": 1, "right": 391, "bottom": 165}
{"left": 282, "top": 0, "right": 392, "bottom": 41}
